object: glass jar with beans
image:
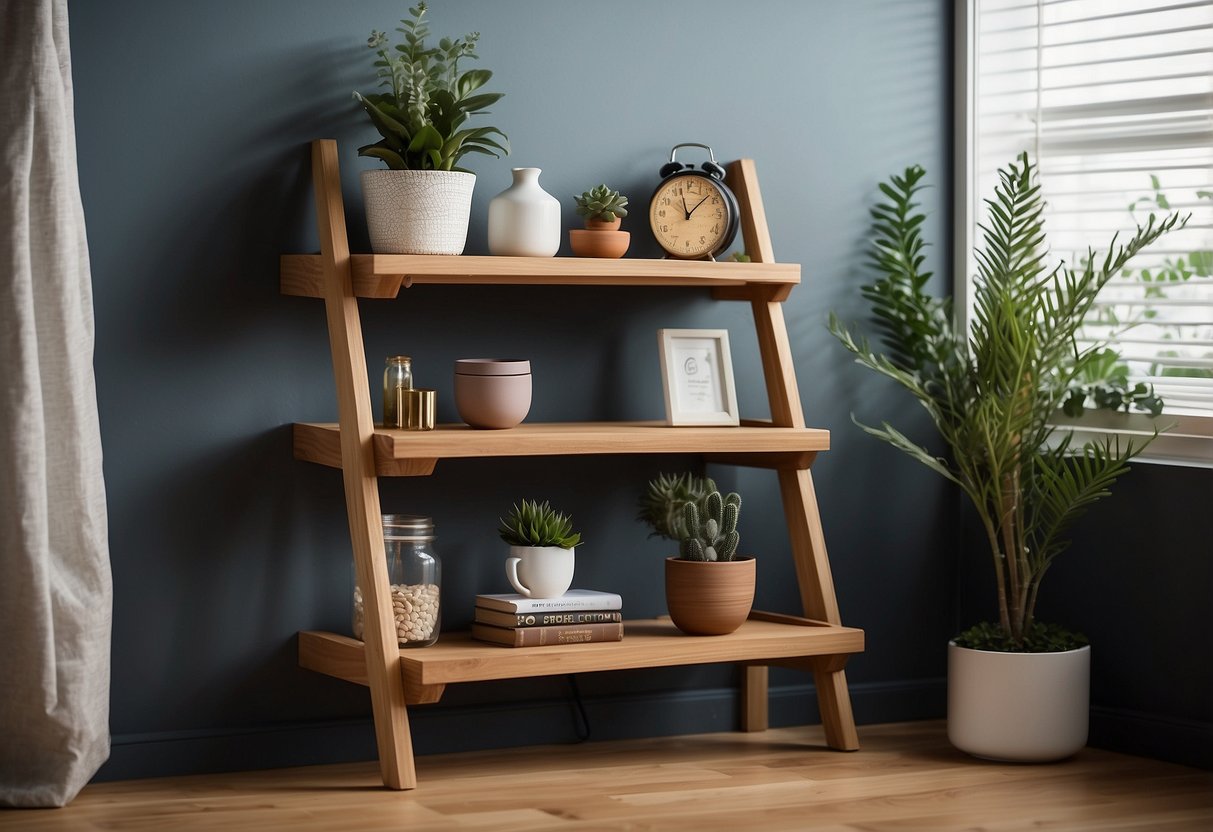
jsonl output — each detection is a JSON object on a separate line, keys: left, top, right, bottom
{"left": 352, "top": 515, "right": 441, "bottom": 648}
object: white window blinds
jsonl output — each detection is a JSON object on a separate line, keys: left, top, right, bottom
{"left": 973, "top": 0, "right": 1213, "bottom": 415}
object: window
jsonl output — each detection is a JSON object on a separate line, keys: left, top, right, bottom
{"left": 958, "top": 0, "right": 1213, "bottom": 465}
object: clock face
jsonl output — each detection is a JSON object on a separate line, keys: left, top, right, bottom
{"left": 649, "top": 174, "right": 731, "bottom": 258}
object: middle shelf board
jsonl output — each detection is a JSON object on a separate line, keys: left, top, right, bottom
{"left": 299, "top": 616, "right": 866, "bottom": 689}
{"left": 280, "top": 254, "right": 800, "bottom": 300}
{"left": 293, "top": 421, "right": 830, "bottom": 476}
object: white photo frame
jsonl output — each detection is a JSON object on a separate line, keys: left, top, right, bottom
{"left": 658, "top": 328, "right": 740, "bottom": 426}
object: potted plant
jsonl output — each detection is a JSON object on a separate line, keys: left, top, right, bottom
{"left": 569, "top": 184, "right": 630, "bottom": 258}
{"left": 828, "top": 153, "right": 1183, "bottom": 761}
{"left": 354, "top": 2, "right": 509, "bottom": 254}
{"left": 498, "top": 499, "right": 581, "bottom": 599}
{"left": 639, "top": 473, "right": 753, "bottom": 635}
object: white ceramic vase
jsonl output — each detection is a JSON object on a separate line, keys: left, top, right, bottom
{"left": 947, "top": 641, "right": 1091, "bottom": 762}
{"left": 487, "top": 168, "right": 560, "bottom": 257}
{"left": 360, "top": 169, "right": 475, "bottom": 255}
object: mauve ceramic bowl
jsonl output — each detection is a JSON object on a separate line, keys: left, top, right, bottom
{"left": 454, "top": 359, "right": 532, "bottom": 429}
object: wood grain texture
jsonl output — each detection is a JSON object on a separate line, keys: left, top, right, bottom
{"left": 779, "top": 468, "right": 841, "bottom": 625}
{"left": 725, "top": 158, "right": 775, "bottom": 265}
{"left": 280, "top": 253, "right": 799, "bottom": 297}
{"left": 300, "top": 617, "right": 863, "bottom": 688}
{"left": 293, "top": 422, "right": 830, "bottom": 474}
{"left": 752, "top": 299, "right": 805, "bottom": 428}
{"left": 312, "top": 139, "right": 416, "bottom": 789}
{"left": 7, "top": 723, "right": 1209, "bottom": 831}
{"left": 741, "top": 665, "right": 769, "bottom": 732}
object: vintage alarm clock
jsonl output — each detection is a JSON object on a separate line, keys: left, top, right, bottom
{"left": 648, "top": 143, "right": 739, "bottom": 260}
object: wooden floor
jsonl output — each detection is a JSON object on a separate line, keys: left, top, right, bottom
{"left": 3, "top": 722, "right": 1210, "bottom": 831}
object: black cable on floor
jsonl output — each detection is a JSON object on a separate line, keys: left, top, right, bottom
{"left": 566, "top": 674, "right": 591, "bottom": 742}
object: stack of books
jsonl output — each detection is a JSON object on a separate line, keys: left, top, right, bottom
{"left": 471, "top": 589, "right": 624, "bottom": 647}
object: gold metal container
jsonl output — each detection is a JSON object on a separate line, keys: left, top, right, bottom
{"left": 396, "top": 387, "right": 436, "bottom": 430}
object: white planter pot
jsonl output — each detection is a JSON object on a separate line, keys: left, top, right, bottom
{"left": 505, "top": 545, "right": 574, "bottom": 599}
{"left": 948, "top": 641, "right": 1090, "bottom": 762}
{"left": 360, "top": 169, "right": 475, "bottom": 255}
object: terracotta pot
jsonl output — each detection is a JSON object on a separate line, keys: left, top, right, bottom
{"left": 664, "top": 556, "right": 755, "bottom": 636}
{"left": 569, "top": 228, "right": 630, "bottom": 258}
{"left": 948, "top": 642, "right": 1090, "bottom": 761}
{"left": 454, "top": 359, "right": 532, "bottom": 429}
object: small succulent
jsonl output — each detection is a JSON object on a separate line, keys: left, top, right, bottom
{"left": 498, "top": 499, "right": 582, "bottom": 549}
{"left": 679, "top": 490, "right": 742, "bottom": 562}
{"left": 574, "top": 185, "right": 629, "bottom": 222}
{"left": 638, "top": 472, "right": 717, "bottom": 540}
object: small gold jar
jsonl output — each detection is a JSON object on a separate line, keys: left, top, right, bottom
{"left": 396, "top": 387, "right": 436, "bottom": 430}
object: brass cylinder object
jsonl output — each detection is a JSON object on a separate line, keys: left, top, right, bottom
{"left": 396, "top": 387, "right": 436, "bottom": 431}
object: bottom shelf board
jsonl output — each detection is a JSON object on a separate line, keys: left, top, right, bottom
{"left": 299, "top": 616, "right": 865, "bottom": 689}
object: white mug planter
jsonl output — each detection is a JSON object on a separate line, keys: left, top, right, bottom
{"left": 947, "top": 642, "right": 1091, "bottom": 762}
{"left": 360, "top": 169, "right": 475, "bottom": 255}
{"left": 505, "top": 545, "right": 574, "bottom": 598}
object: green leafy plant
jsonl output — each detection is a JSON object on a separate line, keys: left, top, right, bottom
{"left": 574, "top": 185, "right": 629, "bottom": 222}
{"left": 1062, "top": 348, "right": 1163, "bottom": 416}
{"left": 354, "top": 2, "right": 508, "bottom": 171}
{"left": 1069, "top": 178, "right": 1213, "bottom": 412}
{"left": 828, "top": 152, "right": 1184, "bottom": 651}
{"left": 679, "top": 490, "right": 742, "bottom": 562}
{"left": 638, "top": 473, "right": 743, "bottom": 562}
{"left": 497, "top": 499, "right": 581, "bottom": 549}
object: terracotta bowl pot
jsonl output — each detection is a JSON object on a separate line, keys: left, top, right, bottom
{"left": 454, "top": 358, "right": 532, "bottom": 429}
{"left": 569, "top": 228, "right": 630, "bottom": 258}
{"left": 664, "top": 556, "right": 755, "bottom": 636}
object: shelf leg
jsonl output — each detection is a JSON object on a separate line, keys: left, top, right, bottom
{"left": 312, "top": 139, "right": 417, "bottom": 789}
{"left": 741, "top": 665, "right": 769, "bottom": 732}
{"left": 814, "top": 668, "right": 860, "bottom": 751}
{"left": 747, "top": 271, "right": 860, "bottom": 752}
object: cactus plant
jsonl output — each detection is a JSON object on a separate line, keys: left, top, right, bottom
{"left": 498, "top": 499, "right": 582, "bottom": 549}
{"left": 573, "top": 185, "right": 629, "bottom": 222}
{"left": 679, "top": 490, "right": 741, "bottom": 562}
{"left": 638, "top": 472, "right": 717, "bottom": 540}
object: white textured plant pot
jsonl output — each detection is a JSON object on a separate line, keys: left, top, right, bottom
{"left": 948, "top": 642, "right": 1090, "bottom": 762}
{"left": 360, "top": 169, "right": 475, "bottom": 255}
{"left": 487, "top": 167, "right": 560, "bottom": 256}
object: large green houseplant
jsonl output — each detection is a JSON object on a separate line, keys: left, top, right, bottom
{"left": 829, "top": 153, "right": 1182, "bottom": 760}
{"left": 354, "top": 2, "right": 509, "bottom": 254}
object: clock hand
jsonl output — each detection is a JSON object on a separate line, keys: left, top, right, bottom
{"left": 681, "top": 196, "right": 692, "bottom": 220}
{"left": 688, "top": 194, "right": 711, "bottom": 216}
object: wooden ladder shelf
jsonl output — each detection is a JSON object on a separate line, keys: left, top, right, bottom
{"left": 285, "top": 139, "right": 863, "bottom": 789}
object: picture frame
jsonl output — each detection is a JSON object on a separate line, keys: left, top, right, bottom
{"left": 657, "top": 328, "right": 740, "bottom": 426}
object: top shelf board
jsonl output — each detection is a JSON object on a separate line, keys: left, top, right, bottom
{"left": 280, "top": 254, "right": 800, "bottom": 300}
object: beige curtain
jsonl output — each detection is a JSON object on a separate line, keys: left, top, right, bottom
{"left": 0, "top": 0, "right": 113, "bottom": 807}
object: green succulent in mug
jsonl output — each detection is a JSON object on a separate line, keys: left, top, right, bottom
{"left": 498, "top": 500, "right": 582, "bottom": 549}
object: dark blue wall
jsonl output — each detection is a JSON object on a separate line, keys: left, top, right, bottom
{"left": 69, "top": 0, "right": 1205, "bottom": 780}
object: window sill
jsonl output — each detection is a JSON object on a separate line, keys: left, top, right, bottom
{"left": 1049, "top": 409, "right": 1213, "bottom": 469}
